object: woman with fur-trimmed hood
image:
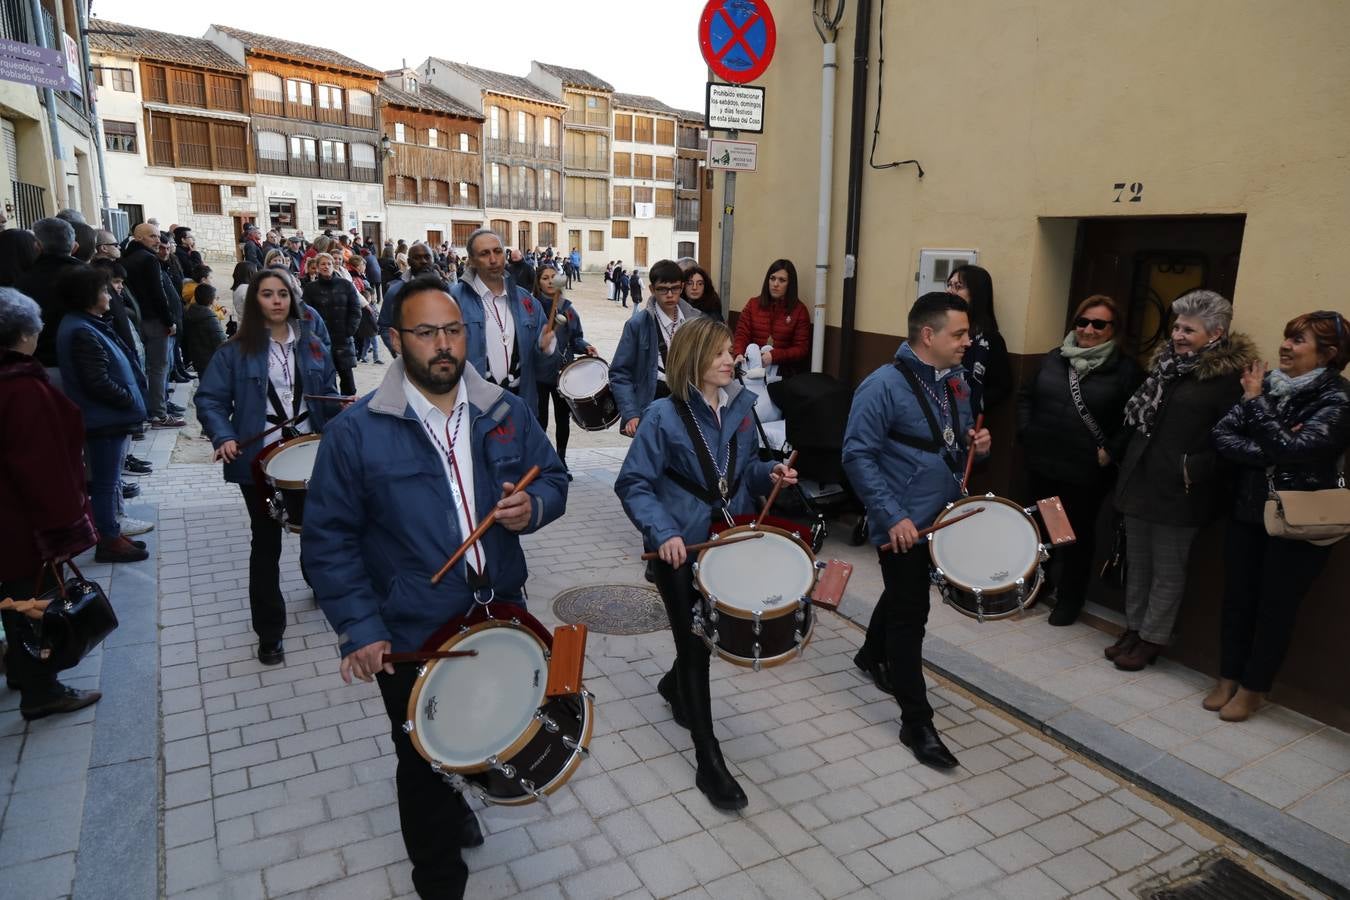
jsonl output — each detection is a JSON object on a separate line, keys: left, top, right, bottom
{"left": 1107, "top": 290, "right": 1259, "bottom": 671}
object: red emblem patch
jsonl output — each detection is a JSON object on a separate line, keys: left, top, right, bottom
{"left": 523, "top": 297, "right": 533, "bottom": 315}
{"left": 491, "top": 419, "right": 515, "bottom": 443}
{"left": 948, "top": 376, "right": 970, "bottom": 401}
{"left": 739, "top": 415, "right": 752, "bottom": 433}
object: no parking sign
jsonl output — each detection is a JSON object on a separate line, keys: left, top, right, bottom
{"left": 698, "top": 0, "right": 776, "bottom": 84}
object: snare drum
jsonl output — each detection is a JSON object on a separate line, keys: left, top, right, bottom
{"left": 406, "top": 608, "right": 594, "bottom": 806}
{"left": 557, "top": 356, "right": 619, "bottom": 431}
{"left": 693, "top": 524, "right": 819, "bottom": 669}
{"left": 928, "top": 494, "right": 1046, "bottom": 620}
{"left": 259, "top": 434, "right": 320, "bottom": 533}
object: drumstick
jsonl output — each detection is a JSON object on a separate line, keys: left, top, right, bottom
{"left": 754, "top": 450, "right": 799, "bottom": 528}
{"left": 639, "top": 530, "right": 765, "bottom": 561}
{"left": 430, "top": 465, "right": 542, "bottom": 585}
{"left": 382, "top": 649, "right": 478, "bottom": 664}
{"left": 961, "top": 413, "right": 985, "bottom": 494}
{"left": 303, "top": 394, "right": 357, "bottom": 403}
{"left": 233, "top": 413, "right": 306, "bottom": 452}
{"left": 881, "top": 506, "right": 987, "bottom": 552}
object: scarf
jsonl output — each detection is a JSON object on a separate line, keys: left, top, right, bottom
{"left": 1123, "top": 339, "right": 1219, "bottom": 435}
{"left": 1059, "top": 332, "right": 1117, "bottom": 376}
{"left": 1267, "top": 367, "right": 1327, "bottom": 411}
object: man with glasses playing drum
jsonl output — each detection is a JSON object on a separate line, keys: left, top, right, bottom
{"left": 302, "top": 276, "right": 569, "bottom": 899}
{"left": 843, "top": 292, "right": 991, "bottom": 769}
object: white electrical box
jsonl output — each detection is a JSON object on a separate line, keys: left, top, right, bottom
{"left": 916, "top": 248, "right": 979, "bottom": 298}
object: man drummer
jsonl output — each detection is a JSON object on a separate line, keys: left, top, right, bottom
{"left": 302, "top": 276, "right": 568, "bottom": 899}
{"left": 610, "top": 258, "right": 703, "bottom": 437}
{"left": 842, "top": 292, "right": 991, "bottom": 769}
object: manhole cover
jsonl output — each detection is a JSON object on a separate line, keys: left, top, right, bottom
{"left": 1137, "top": 854, "right": 1297, "bottom": 900}
{"left": 552, "top": 584, "right": 668, "bottom": 635}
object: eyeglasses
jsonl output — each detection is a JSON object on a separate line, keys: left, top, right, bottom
{"left": 685, "top": 278, "right": 704, "bottom": 288}
{"left": 398, "top": 323, "right": 465, "bottom": 340}
{"left": 1310, "top": 310, "right": 1345, "bottom": 341}
{"left": 1075, "top": 317, "right": 1115, "bottom": 331}
{"left": 654, "top": 284, "right": 683, "bottom": 296}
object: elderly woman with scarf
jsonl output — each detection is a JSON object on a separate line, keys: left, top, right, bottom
{"left": 1208, "top": 311, "right": 1350, "bottom": 721}
{"left": 1016, "top": 295, "right": 1142, "bottom": 625}
{"left": 1108, "top": 290, "right": 1258, "bottom": 671}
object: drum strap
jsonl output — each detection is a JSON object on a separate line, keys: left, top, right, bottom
{"left": 667, "top": 398, "right": 741, "bottom": 510}
{"left": 265, "top": 353, "right": 308, "bottom": 439}
{"left": 891, "top": 361, "right": 963, "bottom": 479}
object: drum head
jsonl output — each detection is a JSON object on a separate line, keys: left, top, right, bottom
{"left": 697, "top": 527, "right": 815, "bottom": 615}
{"left": 558, "top": 357, "right": 608, "bottom": 399}
{"left": 413, "top": 624, "right": 548, "bottom": 769}
{"left": 262, "top": 436, "right": 320, "bottom": 486}
{"left": 930, "top": 498, "right": 1040, "bottom": 592}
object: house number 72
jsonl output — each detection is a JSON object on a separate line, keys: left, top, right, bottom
{"left": 1113, "top": 182, "right": 1143, "bottom": 203}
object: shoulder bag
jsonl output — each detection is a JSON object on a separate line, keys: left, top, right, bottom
{"left": 1264, "top": 457, "right": 1350, "bottom": 546}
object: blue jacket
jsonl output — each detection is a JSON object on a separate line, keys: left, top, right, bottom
{"left": 302, "top": 360, "right": 568, "bottom": 655}
{"left": 610, "top": 299, "right": 702, "bottom": 424}
{"left": 449, "top": 273, "right": 558, "bottom": 413}
{"left": 843, "top": 343, "right": 979, "bottom": 545}
{"left": 56, "top": 312, "right": 147, "bottom": 435}
{"left": 194, "top": 319, "right": 338, "bottom": 484}
{"left": 615, "top": 383, "right": 775, "bottom": 550}
{"left": 569, "top": 250, "right": 581, "bottom": 270}
{"left": 536, "top": 295, "right": 593, "bottom": 385}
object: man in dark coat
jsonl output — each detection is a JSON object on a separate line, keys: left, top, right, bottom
{"left": 241, "top": 223, "right": 266, "bottom": 269}
{"left": 15, "top": 217, "right": 84, "bottom": 376}
{"left": 121, "top": 223, "right": 181, "bottom": 426}
{"left": 305, "top": 252, "right": 363, "bottom": 395}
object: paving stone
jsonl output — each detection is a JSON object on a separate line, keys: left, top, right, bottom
{"left": 746, "top": 808, "right": 817, "bottom": 856}
{"left": 919, "top": 814, "right": 994, "bottom": 854}
{"left": 1071, "top": 796, "right": 1138, "bottom": 834}
{"left": 1026, "top": 813, "right": 1097, "bottom": 853}
{"left": 979, "top": 829, "right": 1055, "bottom": 873}
{"left": 1039, "top": 846, "right": 1117, "bottom": 893}
{"left": 924, "top": 846, "right": 1003, "bottom": 892}
{"left": 870, "top": 832, "right": 942, "bottom": 874}
{"left": 263, "top": 849, "right": 344, "bottom": 895}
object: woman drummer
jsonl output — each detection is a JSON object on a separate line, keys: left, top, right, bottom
{"left": 532, "top": 260, "right": 596, "bottom": 475}
{"left": 195, "top": 269, "right": 338, "bottom": 666}
{"left": 615, "top": 317, "right": 796, "bottom": 811}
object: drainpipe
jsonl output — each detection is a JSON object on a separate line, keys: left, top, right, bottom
{"left": 837, "top": 0, "right": 873, "bottom": 383}
{"left": 75, "top": 0, "right": 113, "bottom": 217}
{"left": 809, "top": 40, "right": 837, "bottom": 373}
{"left": 30, "top": 0, "right": 65, "bottom": 204}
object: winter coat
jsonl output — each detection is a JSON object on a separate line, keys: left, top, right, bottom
{"left": 1115, "top": 334, "right": 1259, "bottom": 526}
{"left": 0, "top": 350, "right": 96, "bottom": 578}
{"left": 303, "top": 276, "right": 362, "bottom": 368}
{"left": 193, "top": 318, "right": 338, "bottom": 485}
{"left": 55, "top": 311, "right": 147, "bottom": 437}
{"left": 615, "top": 383, "right": 775, "bottom": 550}
{"left": 843, "top": 342, "right": 980, "bottom": 545}
{"left": 175, "top": 246, "right": 204, "bottom": 281}
{"left": 1016, "top": 345, "right": 1144, "bottom": 486}
{"left": 121, "top": 242, "right": 172, "bottom": 325}
{"left": 379, "top": 255, "right": 400, "bottom": 285}
{"left": 449, "top": 273, "right": 559, "bottom": 413}
{"left": 963, "top": 330, "right": 1013, "bottom": 414}
{"left": 183, "top": 304, "right": 226, "bottom": 378}
{"left": 732, "top": 297, "right": 812, "bottom": 377}
{"left": 361, "top": 249, "right": 381, "bottom": 285}
{"left": 14, "top": 253, "right": 84, "bottom": 367}
{"left": 242, "top": 238, "right": 266, "bottom": 269}
{"left": 1212, "top": 369, "right": 1350, "bottom": 524}
{"left": 535, "top": 296, "right": 592, "bottom": 385}
{"left": 302, "top": 361, "right": 568, "bottom": 655}
{"left": 610, "top": 299, "right": 703, "bottom": 424}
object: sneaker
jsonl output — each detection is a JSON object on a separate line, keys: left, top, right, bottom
{"left": 132, "top": 430, "right": 146, "bottom": 441}
{"left": 150, "top": 415, "right": 186, "bottom": 428}
{"left": 166, "top": 402, "right": 186, "bottom": 415}
{"left": 374, "top": 359, "right": 384, "bottom": 365}
{"left": 118, "top": 516, "right": 155, "bottom": 537}
{"left": 95, "top": 536, "right": 149, "bottom": 563}
{"left": 121, "top": 482, "right": 141, "bottom": 499}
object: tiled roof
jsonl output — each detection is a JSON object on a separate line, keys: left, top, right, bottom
{"left": 612, "top": 92, "right": 679, "bottom": 116}
{"left": 211, "top": 25, "right": 382, "bottom": 77}
{"left": 533, "top": 62, "right": 613, "bottom": 92}
{"left": 675, "top": 108, "right": 705, "bottom": 124}
{"left": 430, "top": 59, "right": 563, "bottom": 106}
{"left": 88, "top": 19, "right": 245, "bottom": 73}
{"left": 380, "top": 82, "right": 483, "bottom": 120}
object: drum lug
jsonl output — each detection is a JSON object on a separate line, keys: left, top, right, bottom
{"left": 487, "top": 755, "right": 516, "bottom": 780}
{"left": 944, "top": 501, "right": 955, "bottom": 510}
{"left": 984, "top": 492, "right": 995, "bottom": 499}
{"left": 417, "top": 664, "right": 428, "bottom": 679}
{"left": 536, "top": 711, "right": 560, "bottom": 733}
{"left": 931, "top": 567, "right": 947, "bottom": 587}
{"left": 708, "top": 607, "right": 719, "bottom": 626}
{"left": 814, "top": 560, "right": 826, "bottom": 571}
{"left": 430, "top": 761, "right": 443, "bottom": 774}
{"left": 1023, "top": 505, "right": 1038, "bottom": 516}
{"left": 402, "top": 720, "right": 414, "bottom": 735}
{"left": 973, "top": 588, "right": 985, "bottom": 624}
{"left": 752, "top": 642, "right": 762, "bottom": 672}
{"left": 1038, "top": 543, "right": 1050, "bottom": 562}
{"left": 562, "top": 735, "right": 588, "bottom": 757}
{"left": 519, "top": 777, "right": 547, "bottom": 804}
{"left": 1015, "top": 577, "right": 1028, "bottom": 611}
{"left": 793, "top": 630, "right": 804, "bottom": 645}
{"left": 794, "top": 605, "right": 806, "bottom": 624}
{"left": 752, "top": 608, "right": 763, "bottom": 637}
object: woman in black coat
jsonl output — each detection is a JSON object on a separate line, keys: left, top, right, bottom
{"left": 303, "top": 253, "right": 362, "bottom": 395}
{"left": 947, "top": 264, "right": 1012, "bottom": 414}
{"left": 1209, "top": 311, "right": 1349, "bottom": 721}
{"left": 1017, "top": 295, "right": 1142, "bottom": 625}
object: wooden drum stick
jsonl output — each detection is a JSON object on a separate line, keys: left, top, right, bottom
{"left": 382, "top": 649, "right": 478, "bottom": 664}
{"left": 754, "top": 450, "right": 799, "bottom": 528}
{"left": 881, "top": 506, "right": 987, "bottom": 553}
{"left": 640, "top": 530, "right": 765, "bottom": 561}
{"left": 303, "top": 394, "right": 357, "bottom": 403}
{"left": 961, "top": 413, "right": 985, "bottom": 494}
{"left": 234, "top": 413, "right": 305, "bottom": 451}
{"left": 430, "top": 465, "right": 541, "bottom": 585}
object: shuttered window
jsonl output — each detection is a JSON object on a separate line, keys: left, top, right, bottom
{"left": 190, "top": 183, "right": 221, "bottom": 215}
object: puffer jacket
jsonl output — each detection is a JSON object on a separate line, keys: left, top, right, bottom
{"left": 732, "top": 297, "right": 812, "bottom": 376}
{"left": 1115, "top": 334, "right": 1259, "bottom": 526}
{"left": 1016, "top": 345, "right": 1144, "bottom": 485}
{"left": 182, "top": 303, "right": 225, "bottom": 378}
{"left": 55, "top": 311, "right": 147, "bottom": 437}
{"left": 303, "top": 275, "right": 361, "bottom": 368}
{"left": 1212, "top": 369, "right": 1350, "bottom": 524}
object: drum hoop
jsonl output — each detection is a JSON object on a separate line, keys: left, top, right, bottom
{"left": 558, "top": 357, "right": 609, "bottom": 402}
{"left": 695, "top": 523, "right": 818, "bottom": 617}
{"left": 708, "top": 627, "right": 815, "bottom": 669}
{"left": 489, "top": 691, "right": 597, "bottom": 806}
{"left": 262, "top": 433, "right": 322, "bottom": 490}
{"left": 419, "top": 601, "right": 552, "bottom": 651}
{"left": 406, "top": 618, "right": 549, "bottom": 772}
{"left": 929, "top": 494, "right": 1040, "bottom": 594}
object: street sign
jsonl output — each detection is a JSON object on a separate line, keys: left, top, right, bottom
{"left": 705, "top": 82, "right": 764, "bottom": 133}
{"left": 707, "top": 138, "right": 757, "bottom": 172}
{"left": 699, "top": 0, "right": 776, "bottom": 84}
{"left": 0, "top": 37, "right": 71, "bottom": 91}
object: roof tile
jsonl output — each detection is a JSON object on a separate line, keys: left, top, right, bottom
{"left": 430, "top": 59, "right": 564, "bottom": 107}
{"left": 532, "top": 62, "right": 614, "bottom": 92}
{"left": 88, "top": 19, "right": 245, "bottom": 73}
{"left": 212, "top": 24, "right": 382, "bottom": 77}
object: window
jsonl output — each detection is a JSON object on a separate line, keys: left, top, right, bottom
{"left": 290, "top": 136, "right": 317, "bottom": 160}
{"left": 678, "top": 241, "right": 695, "bottom": 258}
{"left": 634, "top": 186, "right": 653, "bottom": 204}
{"left": 394, "top": 122, "right": 406, "bottom": 143}
{"left": 454, "top": 182, "right": 479, "bottom": 207}
{"left": 107, "top": 67, "right": 134, "bottom": 92}
{"left": 613, "top": 185, "right": 632, "bottom": 216}
{"left": 190, "top": 183, "right": 221, "bottom": 215}
{"left": 316, "top": 203, "right": 343, "bottom": 229}
{"left": 589, "top": 229, "right": 604, "bottom": 251}
{"left": 457, "top": 132, "right": 473, "bottom": 153}
{"left": 231, "top": 185, "right": 248, "bottom": 198}
{"left": 488, "top": 106, "right": 502, "bottom": 140}
{"left": 613, "top": 152, "right": 631, "bottom": 178}
{"left": 633, "top": 154, "right": 653, "bottom": 179}
{"left": 389, "top": 176, "right": 417, "bottom": 203}
{"left": 317, "top": 84, "right": 342, "bottom": 110}
{"left": 655, "top": 156, "right": 674, "bottom": 182}
{"left": 488, "top": 163, "right": 506, "bottom": 205}
{"left": 269, "top": 199, "right": 296, "bottom": 230}
{"left": 612, "top": 220, "right": 630, "bottom": 239}
{"left": 515, "top": 166, "right": 536, "bottom": 207}
{"left": 515, "top": 110, "right": 533, "bottom": 143}
{"left": 540, "top": 117, "right": 554, "bottom": 147}
{"left": 426, "top": 179, "right": 448, "bottom": 204}
{"left": 490, "top": 218, "right": 512, "bottom": 238}
{"left": 427, "top": 128, "right": 438, "bottom": 148}
{"left": 540, "top": 169, "right": 557, "bottom": 206}
{"left": 320, "top": 140, "right": 345, "bottom": 164}
{"left": 656, "top": 119, "right": 675, "bottom": 146}
{"left": 257, "top": 131, "right": 287, "bottom": 160}
{"left": 143, "top": 65, "right": 167, "bottom": 102}
{"left": 634, "top": 116, "right": 654, "bottom": 143}
{"left": 348, "top": 90, "right": 373, "bottom": 117}
{"left": 614, "top": 114, "right": 632, "bottom": 141}
{"left": 538, "top": 222, "right": 557, "bottom": 248}
{"left": 452, "top": 221, "right": 480, "bottom": 246}
{"left": 656, "top": 188, "right": 675, "bottom": 217}
{"left": 569, "top": 229, "right": 581, "bottom": 251}
{"left": 286, "top": 78, "right": 312, "bottom": 106}
{"left": 350, "top": 142, "right": 376, "bottom": 173}
{"left": 251, "top": 71, "right": 282, "bottom": 103}
{"left": 103, "top": 120, "right": 137, "bottom": 153}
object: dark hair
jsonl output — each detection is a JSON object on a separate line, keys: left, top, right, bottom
{"left": 390, "top": 274, "right": 455, "bottom": 329}
{"left": 949, "top": 264, "right": 998, "bottom": 336}
{"left": 194, "top": 283, "right": 218, "bottom": 306}
{"left": 682, "top": 265, "right": 721, "bottom": 315}
{"left": 90, "top": 258, "right": 128, "bottom": 280}
{"left": 647, "top": 259, "right": 683, "bottom": 286}
{"left": 233, "top": 270, "right": 301, "bottom": 355}
{"left": 173, "top": 226, "right": 191, "bottom": 244}
{"left": 197, "top": 266, "right": 213, "bottom": 280}
{"left": 232, "top": 261, "right": 258, "bottom": 290}
{"left": 1286, "top": 311, "right": 1349, "bottom": 372}
{"left": 60, "top": 264, "right": 112, "bottom": 312}
{"left": 757, "top": 259, "right": 799, "bottom": 308}
{"left": 908, "top": 292, "right": 970, "bottom": 342}
{"left": 0, "top": 229, "right": 40, "bottom": 286}
{"left": 71, "top": 222, "right": 97, "bottom": 263}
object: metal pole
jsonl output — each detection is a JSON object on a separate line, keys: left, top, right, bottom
{"left": 838, "top": 0, "right": 873, "bottom": 383}
{"left": 75, "top": 0, "right": 112, "bottom": 216}
{"left": 716, "top": 129, "right": 737, "bottom": 320}
{"left": 29, "top": 0, "right": 65, "bottom": 206}
{"left": 810, "top": 41, "right": 837, "bottom": 373}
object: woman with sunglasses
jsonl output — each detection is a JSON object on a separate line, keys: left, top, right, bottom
{"left": 1016, "top": 296, "right": 1143, "bottom": 625}
{"left": 1209, "top": 311, "right": 1349, "bottom": 721}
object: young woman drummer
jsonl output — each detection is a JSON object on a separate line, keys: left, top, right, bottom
{"left": 532, "top": 260, "right": 597, "bottom": 474}
{"left": 195, "top": 269, "right": 338, "bottom": 667}
{"left": 615, "top": 316, "right": 797, "bottom": 810}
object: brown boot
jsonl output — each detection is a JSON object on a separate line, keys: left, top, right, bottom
{"left": 1202, "top": 678, "right": 1239, "bottom": 711}
{"left": 1104, "top": 629, "right": 1140, "bottom": 661}
{"left": 1113, "top": 639, "right": 1163, "bottom": 672}
{"left": 1219, "top": 688, "right": 1264, "bottom": 722}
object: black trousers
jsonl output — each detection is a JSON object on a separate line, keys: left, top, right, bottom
{"left": 1028, "top": 472, "right": 1111, "bottom": 607}
{"left": 859, "top": 545, "right": 936, "bottom": 726}
{"left": 651, "top": 560, "right": 713, "bottom": 733}
{"left": 337, "top": 365, "right": 356, "bottom": 397}
{"left": 239, "top": 485, "right": 287, "bottom": 645}
{"left": 535, "top": 383, "right": 571, "bottom": 460}
{"left": 0, "top": 575, "right": 60, "bottom": 703}
{"left": 376, "top": 664, "right": 469, "bottom": 899}
{"left": 1221, "top": 519, "right": 1332, "bottom": 693}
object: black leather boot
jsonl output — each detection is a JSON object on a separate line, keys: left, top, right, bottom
{"left": 657, "top": 662, "right": 689, "bottom": 729}
{"left": 681, "top": 660, "right": 747, "bottom": 811}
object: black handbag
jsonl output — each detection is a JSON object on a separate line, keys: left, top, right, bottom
{"left": 1099, "top": 515, "right": 1128, "bottom": 588}
{"left": 20, "top": 559, "right": 119, "bottom": 671}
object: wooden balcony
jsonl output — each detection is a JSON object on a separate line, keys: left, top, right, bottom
{"left": 564, "top": 200, "right": 609, "bottom": 220}
{"left": 565, "top": 152, "right": 609, "bottom": 173}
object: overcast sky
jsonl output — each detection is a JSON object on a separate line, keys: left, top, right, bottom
{"left": 89, "top": 0, "right": 712, "bottom": 111}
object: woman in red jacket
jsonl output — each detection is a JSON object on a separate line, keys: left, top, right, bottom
{"left": 733, "top": 259, "right": 812, "bottom": 378}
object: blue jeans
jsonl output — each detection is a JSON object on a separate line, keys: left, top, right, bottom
{"left": 87, "top": 435, "right": 128, "bottom": 541}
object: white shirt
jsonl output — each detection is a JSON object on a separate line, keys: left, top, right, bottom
{"left": 469, "top": 273, "right": 516, "bottom": 386}
{"left": 654, "top": 304, "right": 685, "bottom": 383}
{"left": 402, "top": 375, "right": 483, "bottom": 575}
{"left": 268, "top": 324, "right": 311, "bottom": 434}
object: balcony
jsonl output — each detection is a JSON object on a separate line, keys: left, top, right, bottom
{"left": 509, "top": 140, "right": 534, "bottom": 156}
{"left": 217, "top": 146, "right": 249, "bottom": 172}
{"left": 252, "top": 91, "right": 284, "bottom": 118}
{"left": 565, "top": 152, "right": 609, "bottom": 173}
{"left": 613, "top": 200, "right": 634, "bottom": 217}
{"left": 350, "top": 164, "right": 377, "bottom": 184}
{"left": 676, "top": 214, "right": 700, "bottom": 231}
{"left": 290, "top": 159, "right": 319, "bottom": 178}
{"left": 349, "top": 112, "right": 375, "bottom": 131}
{"left": 320, "top": 160, "right": 348, "bottom": 181}
{"left": 537, "top": 143, "right": 561, "bottom": 160}
{"left": 485, "top": 137, "right": 509, "bottom": 155}
{"left": 257, "top": 155, "right": 289, "bottom": 176}
{"left": 564, "top": 200, "right": 609, "bottom": 220}
{"left": 678, "top": 133, "right": 707, "bottom": 152}
{"left": 177, "top": 141, "right": 211, "bottom": 169}
{"left": 564, "top": 109, "right": 610, "bottom": 128}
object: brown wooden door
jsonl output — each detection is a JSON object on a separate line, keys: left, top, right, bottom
{"left": 634, "top": 236, "right": 648, "bottom": 267}
{"left": 231, "top": 215, "right": 256, "bottom": 259}
{"left": 426, "top": 230, "right": 443, "bottom": 247}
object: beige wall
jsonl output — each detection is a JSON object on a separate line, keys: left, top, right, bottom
{"left": 712, "top": 0, "right": 1350, "bottom": 358}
